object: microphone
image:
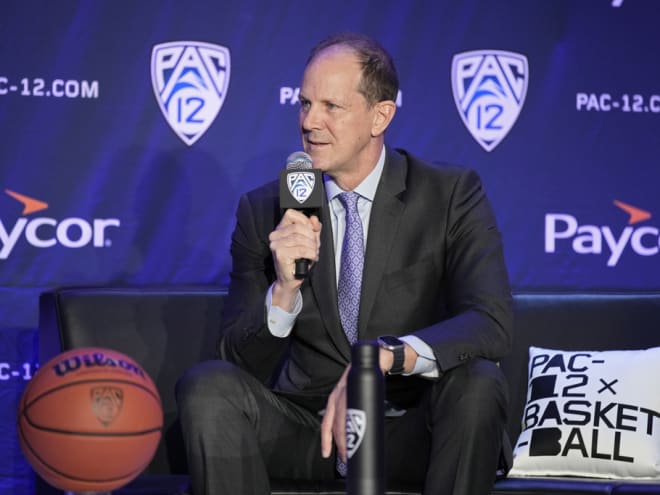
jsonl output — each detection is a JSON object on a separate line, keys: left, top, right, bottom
{"left": 279, "top": 151, "right": 324, "bottom": 279}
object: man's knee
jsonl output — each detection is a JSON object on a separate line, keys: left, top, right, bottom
{"left": 175, "top": 359, "right": 245, "bottom": 411}
{"left": 433, "top": 358, "right": 508, "bottom": 420}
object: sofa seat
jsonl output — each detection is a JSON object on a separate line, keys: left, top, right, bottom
{"left": 62, "top": 473, "right": 660, "bottom": 495}
{"left": 37, "top": 287, "right": 660, "bottom": 494}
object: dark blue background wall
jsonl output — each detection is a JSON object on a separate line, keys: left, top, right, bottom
{"left": 1, "top": 0, "right": 658, "bottom": 491}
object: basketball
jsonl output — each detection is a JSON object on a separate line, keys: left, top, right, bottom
{"left": 17, "top": 347, "right": 163, "bottom": 493}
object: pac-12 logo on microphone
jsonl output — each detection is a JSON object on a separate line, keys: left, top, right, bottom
{"left": 451, "top": 50, "right": 528, "bottom": 152}
{"left": 287, "top": 171, "right": 316, "bottom": 204}
{"left": 346, "top": 408, "right": 367, "bottom": 459}
{"left": 151, "top": 41, "right": 231, "bottom": 146}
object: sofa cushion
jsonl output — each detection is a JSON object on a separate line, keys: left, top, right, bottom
{"left": 510, "top": 346, "right": 660, "bottom": 479}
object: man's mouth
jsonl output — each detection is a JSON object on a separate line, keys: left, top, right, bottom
{"left": 306, "top": 140, "right": 329, "bottom": 148}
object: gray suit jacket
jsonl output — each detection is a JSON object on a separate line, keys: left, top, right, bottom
{"left": 220, "top": 147, "right": 513, "bottom": 412}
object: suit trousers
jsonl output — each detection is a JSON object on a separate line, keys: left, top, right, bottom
{"left": 175, "top": 357, "right": 509, "bottom": 495}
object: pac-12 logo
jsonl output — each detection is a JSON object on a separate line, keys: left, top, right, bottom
{"left": 91, "top": 386, "right": 124, "bottom": 426}
{"left": 287, "top": 172, "right": 316, "bottom": 204}
{"left": 451, "top": 50, "right": 528, "bottom": 152}
{"left": 151, "top": 41, "right": 231, "bottom": 146}
{"left": 346, "top": 408, "right": 367, "bottom": 459}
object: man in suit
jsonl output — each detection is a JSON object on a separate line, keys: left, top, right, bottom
{"left": 176, "top": 32, "right": 513, "bottom": 495}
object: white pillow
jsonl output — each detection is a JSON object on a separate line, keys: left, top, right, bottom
{"left": 510, "top": 346, "right": 660, "bottom": 479}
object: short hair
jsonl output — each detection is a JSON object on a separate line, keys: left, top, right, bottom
{"left": 306, "top": 32, "right": 399, "bottom": 106}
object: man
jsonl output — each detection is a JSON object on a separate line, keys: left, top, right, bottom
{"left": 176, "top": 32, "right": 513, "bottom": 495}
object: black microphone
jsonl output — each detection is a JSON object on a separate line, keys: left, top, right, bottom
{"left": 279, "top": 151, "right": 324, "bottom": 279}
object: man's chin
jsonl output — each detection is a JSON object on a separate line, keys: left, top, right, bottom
{"left": 307, "top": 151, "right": 330, "bottom": 170}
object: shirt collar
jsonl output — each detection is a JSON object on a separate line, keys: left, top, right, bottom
{"left": 324, "top": 145, "right": 386, "bottom": 202}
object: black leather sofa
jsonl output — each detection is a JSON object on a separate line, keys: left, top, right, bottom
{"left": 37, "top": 287, "right": 660, "bottom": 494}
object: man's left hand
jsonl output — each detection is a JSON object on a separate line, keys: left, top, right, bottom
{"left": 320, "top": 364, "right": 351, "bottom": 463}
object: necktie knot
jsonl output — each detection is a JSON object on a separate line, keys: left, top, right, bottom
{"left": 338, "top": 191, "right": 360, "bottom": 213}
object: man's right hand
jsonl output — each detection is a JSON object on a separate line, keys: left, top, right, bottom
{"left": 268, "top": 209, "right": 322, "bottom": 311}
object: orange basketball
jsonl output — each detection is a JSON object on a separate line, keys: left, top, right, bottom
{"left": 17, "top": 347, "right": 163, "bottom": 493}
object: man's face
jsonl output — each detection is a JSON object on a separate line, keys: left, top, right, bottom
{"left": 298, "top": 47, "right": 378, "bottom": 182}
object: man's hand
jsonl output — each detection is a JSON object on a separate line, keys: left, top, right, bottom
{"left": 321, "top": 364, "right": 351, "bottom": 463}
{"left": 320, "top": 345, "right": 418, "bottom": 462}
{"left": 269, "top": 209, "right": 322, "bottom": 311}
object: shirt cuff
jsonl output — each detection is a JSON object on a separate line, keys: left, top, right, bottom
{"left": 399, "top": 335, "right": 440, "bottom": 378}
{"left": 265, "top": 284, "right": 302, "bottom": 338}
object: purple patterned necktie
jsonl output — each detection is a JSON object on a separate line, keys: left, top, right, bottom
{"left": 337, "top": 191, "right": 364, "bottom": 345}
{"left": 336, "top": 192, "right": 364, "bottom": 477}
{"left": 336, "top": 193, "right": 363, "bottom": 477}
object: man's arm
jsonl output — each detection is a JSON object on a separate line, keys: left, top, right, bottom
{"left": 412, "top": 167, "right": 513, "bottom": 372}
{"left": 220, "top": 191, "right": 321, "bottom": 382}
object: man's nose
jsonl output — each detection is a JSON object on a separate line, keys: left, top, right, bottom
{"left": 300, "top": 106, "right": 321, "bottom": 131}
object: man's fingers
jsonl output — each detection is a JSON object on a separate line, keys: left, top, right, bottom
{"left": 279, "top": 208, "right": 313, "bottom": 226}
{"left": 333, "top": 399, "right": 347, "bottom": 462}
{"left": 270, "top": 216, "right": 320, "bottom": 255}
{"left": 320, "top": 364, "right": 351, "bottom": 461}
{"left": 310, "top": 214, "right": 323, "bottom": 232}
{"left": 320, "top": 400, "right": 335, "bottom": 458}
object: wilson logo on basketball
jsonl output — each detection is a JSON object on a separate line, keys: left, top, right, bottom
{"left": 91, "top": 386, "right": 124, "bottom": 426}
{"left": 52, "top": 351, "right": 146, "bottom": 380}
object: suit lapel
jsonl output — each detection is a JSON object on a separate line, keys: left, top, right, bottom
{"left": 359, "top": 149, "right": 407, "bottom": 335}
{"left": 310, "top": 149, "right": 408, "bottom": 358}
{"left": 309, "top": 193, "right": 351, "bottom": 361}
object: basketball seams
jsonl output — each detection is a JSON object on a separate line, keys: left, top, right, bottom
{"left": 21, "top": 420, "right": 163, "bottom": 437}
{"left": 22, "top": 377, "right": 161, "bottom": 410}
{"left": 20, "top": 378, "right": 163, "bottom": 433}
{"left": 18, "top": 423, "right": 149, "bottom": 485}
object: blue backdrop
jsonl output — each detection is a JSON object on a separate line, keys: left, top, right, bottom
{"left": 1, "top": 0, "right": 658, "bottom": 492}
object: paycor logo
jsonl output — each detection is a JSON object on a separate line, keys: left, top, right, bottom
{"left": 0, "top": 190, "right": 120, "bottom": 259}
{"left": 545, "top": 200, "right": 655, "bottom": 267}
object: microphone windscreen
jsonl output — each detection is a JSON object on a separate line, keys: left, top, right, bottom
{"left": 286, "top": 151, "right": 313, "bottom": 171}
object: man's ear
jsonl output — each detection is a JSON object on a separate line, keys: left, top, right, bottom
{"left": 371, "top": 100, "right": 397, "bottom": 137}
